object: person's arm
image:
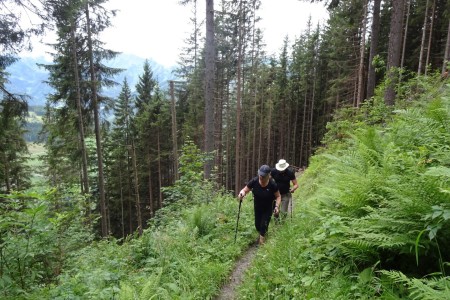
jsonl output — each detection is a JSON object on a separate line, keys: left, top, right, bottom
{"left": 238, "top": 186, "right": 251, "bottom": 200}
{"left": 273, "top": 191, "right": 281, "bottom": 214}
{"left": 290, "top": 179, "right": 299, "bottom": 193}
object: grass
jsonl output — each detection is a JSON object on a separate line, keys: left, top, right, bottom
{"left": 27, "top": 143, "right": 46, "bottom": 188}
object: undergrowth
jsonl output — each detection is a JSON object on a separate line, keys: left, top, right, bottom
{"left": 237, "top": 77, "right": 450, "bottom": 299}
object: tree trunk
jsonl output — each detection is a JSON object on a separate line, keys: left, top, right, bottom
{"left": 400, "top": 0, "right": 410, "bottom": 71}
{"left": 418, "top": 0, "right": 430, "bottom": 76}
{"left": 70, "top": 21, "right": 89, "bottom": 195}
{"left": 309, "top": 67, "right": 317, "bottom": 158}
{"left": 85, "top": 3, "right": 107, "bottom": 237}
{"left": 157, "top": 127, "right": 163, "bottom": 209}
{"left": 356, "top": 0, "right": 368, "bottom": 107}
{"left": 214, "top": 71, "right": 224, "bottom": 186}
{"left": 148, "top": 147, "right": 153, "bottom": 216}
{"left": 367, "top": 0, "right": 381, "bottom": 99}
{"left": 384, "top": 0, "right": 406, "bottom": 106}
{"left": 266, "top": 96, "right": 273, "bottom": 163}
{"left": 169, "top": 81, "right": 179, "bottom": 181}
{"left": 291, "top": 93, "right": 299, "bottom": 164}
{"left": 424, "top": 0, "right": 435, "bottom": 76}
{"left": 299, "top": 93, "right": 307, "bottom": 167}
{"left": 257, "top": 93, "right": 263, "bottom": 166}
{"left": 127, "top": 147, "right": 133, "bottom": 235}
{"left": 119, "top": 160, "right": 125, "bottom": 239}
{"left": 443, "top": 21, "right": 450, "bottom": 74}
{"left": 204, "top": 0, "right": 215, "bottom": 179}
{"left": 251, "top": 0, "right": 258, "bottom": 175}
{"left": 235, "top": 0, "right": 243, "bottom": 194}
{"left": 130, "top": 141, "right": 143, "bottom": 236}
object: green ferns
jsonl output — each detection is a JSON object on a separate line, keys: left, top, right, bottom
{"left": 238, "top": 80, "right": 450, "bottom": 299}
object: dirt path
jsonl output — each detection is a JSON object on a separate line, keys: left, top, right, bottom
{"left": 215, "top": 243, "right": 258, "bottom": 300}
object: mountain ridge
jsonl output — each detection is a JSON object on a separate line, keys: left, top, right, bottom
{"left": 5, "top": 53, "right": 177, "bottom": 106}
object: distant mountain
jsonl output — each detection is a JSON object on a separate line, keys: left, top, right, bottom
{"left": 5, "top": 54, "right": 178, "bottom": 106}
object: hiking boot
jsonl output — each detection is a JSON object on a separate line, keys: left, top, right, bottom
{"left": 258, "top": 235, "right": 265, "bottom": 245}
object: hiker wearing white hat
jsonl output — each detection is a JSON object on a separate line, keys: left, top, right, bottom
{"left": 271, "top": 159, "right": 298, "bottom": 216}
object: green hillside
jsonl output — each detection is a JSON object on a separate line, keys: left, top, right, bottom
{"left": 24, "top": 106, "right": 45, "bottom": 142}
{"left": 237, "top": 78, "right": 450, "bottom": 299}
{"left": 2, "top": 75, "right": 449, "bottom": 299}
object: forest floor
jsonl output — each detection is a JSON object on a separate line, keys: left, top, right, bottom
{"left": 215, "top": 242, "right": 258, "bottom": 300}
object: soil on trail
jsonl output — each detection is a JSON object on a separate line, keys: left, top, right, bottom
{"left": 215, "top": 243, "right": 258, "bottom": 300}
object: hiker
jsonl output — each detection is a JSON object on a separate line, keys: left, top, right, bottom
{"left": 270, "top": 159, "right": 298, "bottom": 217}
{"left": 238, "top": 165, "right": 281, "bottom": 244}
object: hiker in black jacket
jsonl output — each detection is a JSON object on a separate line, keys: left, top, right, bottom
{"left": 238, "top": 165, "right": 281, "bottom": 245}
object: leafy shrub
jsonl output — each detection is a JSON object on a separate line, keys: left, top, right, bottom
{"left": 0, "top": 189, "right": 92, "bottom": 299}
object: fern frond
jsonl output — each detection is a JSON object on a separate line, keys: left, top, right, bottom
{"left": 140, "top": 267, "right": 164, "bottom": 299}
{"left": 381, "top": 270, "right": 450, "bottom": 300}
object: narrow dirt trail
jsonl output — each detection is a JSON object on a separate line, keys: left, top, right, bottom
{"left": 215, "top": 243, "right": 258, "bottom": 300}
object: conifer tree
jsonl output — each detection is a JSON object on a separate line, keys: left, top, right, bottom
{"left": 0, "top": 97, "right": 30, "bottom": 192}
{"left": 106, "top": 78, "right": 134, "bottom": 237}
{"left": 134, "top": 60, "right": 157, "bottom": 218}
{"left": 42, "top": 0, "right": 120, "bottom": 234}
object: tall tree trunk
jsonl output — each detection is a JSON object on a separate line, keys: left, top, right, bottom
{"left": 225, "top": 83, "right": 231, "bottom": 190}
{"left": 384, "top": 0, "right": 406, "bottom": 106}
{"left": 85, "top": 3, "right": 107, "bottom": 237}
{"left": 266, "top": 97, "right": 272, "bottom": 163}
{"left": 127, "top": 147, "right": 133, "bottom": 235}
{"left": 367, "top": 0, "right": 381, "bottom": 99}
{"left": 214, "top": 72, "right": 224, "bottom": 186}
{"left": 299, "top": 93, "right": 307, "bottom": 167}
{"left": 424, "top": 0, "right": 435, "bottom": 76}
{"left": 309, "top": 68, "right": 317, "bottom": 159}
{"left": 357, "top": 0, "right": 368, "bottom": 107}
{"left": 418, "top": 0, "right": 430, "bottom": 76}
{"left": 400, "top": 0, "right": 410, "bottom": 71}
{"left": 70, "top": 21, "right": 89, "bottom": 195}
{"left": 157, "top": 127, "right": 163, "bottom": 209}
{"left": 130, "top": 141, "right": 143, "bottom": 236}
{"left": 119, "top": 160, "right": 125, "bottom": 239}
{"left": 251, "top": 0, "right": 258, "bottom": 174}
{"left": 257, "top": 94, "right": 263, "bottom": 166}
{"left": 235, "top": 0, "right": 243, "bottom": 194}
{"left": 291, "top": 93, "right": 299, "bottom": 164}
{"left": 443, "top": 21, "right": 450, "bottom": 74}
{"left": 169, "top": 81, "right": 179, "bottom": 181}
{"left": 148, "top": 148, "right": 153, "bottom": 216}
{"left": 204, "top": 0, "right": 215, "bottom": 179}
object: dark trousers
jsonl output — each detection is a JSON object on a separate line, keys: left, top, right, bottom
{"left": 254, "top": 205, "right": 272, "bottom": 236}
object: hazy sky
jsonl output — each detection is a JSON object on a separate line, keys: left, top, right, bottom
{"left": 24, "top": 0, "right": 328, "bottom": 67}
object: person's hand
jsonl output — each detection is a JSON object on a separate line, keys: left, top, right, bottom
{"left": 238, "top": 191, "right": 245, "bottom": 201}
{"left": 273, "top": 205, "right": 279, "bottom": 217}
{"left": 290, "top": 188, "right": 295, "bottom": 193}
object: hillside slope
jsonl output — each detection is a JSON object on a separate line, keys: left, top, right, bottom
{"left": 237, "top": 77, "right": 450, "bottom": 299}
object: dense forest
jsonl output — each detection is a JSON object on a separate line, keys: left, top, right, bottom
{"left": 1, "top": 0, "right": 450, "bottom": 298}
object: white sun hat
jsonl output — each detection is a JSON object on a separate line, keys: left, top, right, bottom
{"left": 276, "top": 159, "right": 289, "bottom": 171}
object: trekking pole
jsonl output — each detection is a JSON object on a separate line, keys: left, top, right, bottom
{"left": 290, "top": 190, "right": 293, "bottom": 220}
{"left": 290, "top": 198, "right": 293, "bottom": 219}
{"left": 234, "top": 198, "right": 243, "bottom": 243}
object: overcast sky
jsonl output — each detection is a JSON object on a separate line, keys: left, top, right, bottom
{"left": 24, "top": 0, "right": 328, "bottom": 67}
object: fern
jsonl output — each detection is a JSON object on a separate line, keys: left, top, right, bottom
{"left": 381, "top": 270, "right": 450, "bottom": 300}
